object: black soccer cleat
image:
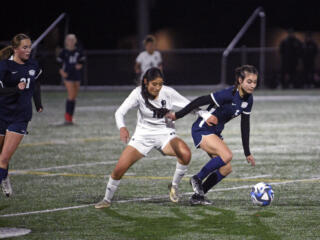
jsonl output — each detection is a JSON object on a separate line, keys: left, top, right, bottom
{"left": 190, "top": 175, "right": 204, "bottom": 196}
{"left": 189, "top": 193, "right": 213, "bottom": 206}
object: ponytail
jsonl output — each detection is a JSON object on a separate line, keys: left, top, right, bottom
{"left": 141, "top": 67, "right": 169, "bottom": 118}
{"left": 0, "top": 33, "right": 31, "bottom": 61}
{"left": 0, "top": 46, "right": 14, "bottom": 60}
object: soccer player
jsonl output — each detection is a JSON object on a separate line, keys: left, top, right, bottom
{"left": 166, "top": 65, "right": 258, "bottom": 205}
{"left": 57, "top": 34, "right": 85, "bottom": 124}
{"left": 95, "top": 67, "right": 213, "bottom": 208}
{"left": 134, "top": 35, "right": 162, "bottom": 84}
{"left": 0, "top": 33, "right": 43, "bottom": 197}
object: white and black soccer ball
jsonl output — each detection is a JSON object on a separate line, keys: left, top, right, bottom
{"left": 250, "top": 182, "right": 274, "bottom": 206}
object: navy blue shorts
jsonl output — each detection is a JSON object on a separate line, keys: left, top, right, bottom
{"left": 0, "top": 119, "right": 28, "bottom": 136}
{"left": 191, "top": 118, "right": 223, "bottom": 148}
{"left": 64, "top": 70, "right": 82, "bottom": 82}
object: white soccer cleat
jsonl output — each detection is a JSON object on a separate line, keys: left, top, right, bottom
{"left": 1, "top": 176, "right": 13, "bottom": 197}
{"left": 168, "top": 183, "right": 179, "bottom": 203}
{"left": 95, "top": 199, "right": 111, "bottom": 209}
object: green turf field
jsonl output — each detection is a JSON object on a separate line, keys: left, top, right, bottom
{"left": 0, "top": 88, "right": 319, "bottom": 239}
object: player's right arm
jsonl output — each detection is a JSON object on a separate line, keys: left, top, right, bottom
{"left": 0, "top": 61, "right": 25, "bottom": 96}
{"left": 135, "top": 53, "right": 143, "bottom": 74}
{"left": 115, "top": 88, "right": 140, "bottom": 143}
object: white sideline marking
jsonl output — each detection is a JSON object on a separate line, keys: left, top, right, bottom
{"left": 10, "top": 161, "right": 118, "bottom": 174}
{"left": 10, "top": 157, "right": 162, "bottom": 175}
{"left": 1, "top": 177, "right": 319, "bottom": 218}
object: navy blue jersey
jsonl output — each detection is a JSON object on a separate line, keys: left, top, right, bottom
{"left": 197, "top": 86, "right": 253, "bottom": 134}
{"left": 57, "top": 48, "right": 85, "bottom": 80}
{"left": 0, "top": 58, "right": 42, "bottom": 122}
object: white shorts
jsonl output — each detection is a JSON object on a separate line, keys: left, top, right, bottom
{"left": 128, "top": 128, "right": 177, "bottom": 156}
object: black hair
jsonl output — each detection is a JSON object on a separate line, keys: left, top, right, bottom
{"left": 141, "top": 67, "right": 169, "bottom": 118}
{"left": 143, "top": 35, "right": 156, "bottom": 46}
{"left": 233, "top": 65, "right": 258, "bottom": 95}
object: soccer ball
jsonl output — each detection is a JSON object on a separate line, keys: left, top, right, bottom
{"left": 250, "top": 182, "right": 274, "bottom": 206}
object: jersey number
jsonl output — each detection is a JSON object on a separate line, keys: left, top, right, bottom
{"left": 20, "top": 78, "right": 31, "bottom": 89}
{"left": 69, "top": 55, "right": 77, "bottom": 64}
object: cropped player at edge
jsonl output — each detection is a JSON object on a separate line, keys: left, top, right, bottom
{"left": 166, "top": 65, "right": 258, "bottom": 205}
{"left": 95, "top": 67, "right": 214, "bottom": 209}
{"left": 0, "top": 33, "right": 43, "bottom": 197}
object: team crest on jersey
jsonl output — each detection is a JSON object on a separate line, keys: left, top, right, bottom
{"left": 241, "top": 102, "right": 248, "bottom": 108}
{"left": 29, "top": 69, "right": 36, "bottom": 76}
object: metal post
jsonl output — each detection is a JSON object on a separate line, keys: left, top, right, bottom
{"left": 137, "top": 0, "right": 149, "bottom": 51}
{"left": 220, "top": 7, "right": 263, "bottom": 86}
{"left": 241, "top": 45, "right": 247, "bottom": 66}
{"left": 259, "top": 11, "right": 266, "bottom": 88}
{"left": 31, "top": 13, "right": 66, "bottom": 49}
{"left": 64, "top": 13, "right": 70, "bottom": 38}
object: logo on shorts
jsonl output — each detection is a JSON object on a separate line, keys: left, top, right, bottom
{"left": 29, "top": 69, "right": 36, "bottom": 76}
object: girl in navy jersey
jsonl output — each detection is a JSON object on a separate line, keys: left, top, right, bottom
{"left": 57, "top": 34, "right": 85, "bottom": 124}
{"left": 167, "top": 65, "right": 258, "bottom": 205}
{"left": 0, "top": 33, "right": 43, "bottom": 197}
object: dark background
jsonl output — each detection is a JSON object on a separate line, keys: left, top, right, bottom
{"left": 1, "top": 0, "right": 319, "bottom": 49}
{"left": 1, "top": 0, "right": 319, "bottom": 87}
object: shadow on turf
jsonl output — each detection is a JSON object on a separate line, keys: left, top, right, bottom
{"left": 99, "top": 206, "right": 281, "bottom": 240}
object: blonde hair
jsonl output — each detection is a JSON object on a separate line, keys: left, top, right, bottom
{"left": 0, "top": 33, "right": 30, "bottom": 60}
{"left": 64, "top": 34, "right": 77, "bottom": 47}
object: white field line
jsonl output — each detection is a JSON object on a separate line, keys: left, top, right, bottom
{"left": 242, "top": 174, "right": 272, "bottom": 179}
{"left": 9, "top": 161, "right": 118, "bottom": 175}
{"left": 1, "top": 177, "right": 319, "bottom": 218}
{"left": 10, "top": 157, "right": 163, "bottom": 175}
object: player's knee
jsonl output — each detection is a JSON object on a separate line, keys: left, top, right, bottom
{"left": 180, "top": 148, "right": 191, "bottom": 165}
{"left": 225, "top": 163, "right": 232, "bottom": 174}
{"left": 0, "top": 155, "right": 10, "bottom": 166}
{"left": 222, "top": 151, "right": 233, "bottom": 163}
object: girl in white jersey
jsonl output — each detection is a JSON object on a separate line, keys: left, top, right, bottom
{"left": 95, "top": 67, "right": 214, "bottom": 209}
{"left": 134, "top": 35, "right": 162, "bottom": 84}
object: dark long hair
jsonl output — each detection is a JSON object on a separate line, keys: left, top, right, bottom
{"left": 0, "top": 33, "right": 30, "bottom": 60}
{"left": 233, "top": 65, "right": 258, "bottom": 95}
{"left": 141, "top": 67, "right": 169, "bottom": 118}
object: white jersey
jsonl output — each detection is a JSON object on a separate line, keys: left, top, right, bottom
{"left": 115, "top": 86, "right": 211, "bottom": 134}
{"left": 136, "top": 51, "right": 162, "bottom": 74}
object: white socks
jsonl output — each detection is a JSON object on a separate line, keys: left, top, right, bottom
{"left": 104, "top": 176, "right": 121, "bottom": 202}
{"left": 172, "top": 162, "right": 188, "bottom": 187}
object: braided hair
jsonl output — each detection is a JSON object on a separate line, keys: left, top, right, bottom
{"left": 141, "top": 67, "right": 169, "bottom": 118}
{"left": 233, "top": 65, "right": 258, "bottom": 95}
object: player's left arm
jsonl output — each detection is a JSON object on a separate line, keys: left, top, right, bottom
{"left": 241, "top": 98, "right": 255, "bottom": 166}
{"left": 75, "top": 49, "right": 86, "bottom": 70}
{"left": 157, "top": 52, "right": 163, "bottom": 71}
{"left": 33, "top": 68, "right": 43, "bottom": 112}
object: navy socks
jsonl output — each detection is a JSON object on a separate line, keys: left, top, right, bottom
{"left": 66, "top": 100, "right": 76, "bottom": 116}
{"left": 202, "top": 170, "right": 225, "bottom": 194}
{"left": 0, "top": 167, "right": 8, "bottom": 184}
{"left": 196, "top": 156, "right": 226, "bottom": 181}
